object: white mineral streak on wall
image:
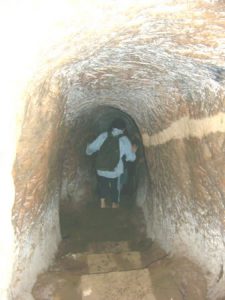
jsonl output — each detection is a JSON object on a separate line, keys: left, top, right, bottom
{"left": 142, "top": 112, "right": 225, "bottom": 147}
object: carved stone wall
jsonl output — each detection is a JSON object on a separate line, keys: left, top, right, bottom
{"left": 1, "top": 0, "right": 225, "bottom": 299}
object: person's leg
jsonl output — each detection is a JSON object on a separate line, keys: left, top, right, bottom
{"left": 110, "top": 177, "right": 119, "bottom": 208}
{"left": 118, "top": 168, "right": 128, "bottom": 194}
{"left": 97, "top": 175, "right": 109, "bottom": 208}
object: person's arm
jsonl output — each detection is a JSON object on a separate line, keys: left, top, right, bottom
{"left": 86, "top": 132, "right": 108, "bottom": 155}
{"left": 121, "top": 136, "right": 136, "bottom": 162}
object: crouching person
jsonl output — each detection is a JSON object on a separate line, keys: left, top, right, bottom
{"left": 86, "top": 118, "right": 137, "bottom": 208}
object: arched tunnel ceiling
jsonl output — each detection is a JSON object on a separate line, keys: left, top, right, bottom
{"left": 9, "top": 0, "right": 225, "bottom": 239}
{"left": 32, "top": 0, "right": 225, "bottom": 132}
{"left": 40, "top": 0, "right": 225, "bottom": 67}
{"left": 25, "top": 0, "right": 225, "bottom": 95}
{"left": 3, "top": 1, "right": 225, "bottom": 299}
{"left": 13, "top": 0, "right": 225, "bottom": 235}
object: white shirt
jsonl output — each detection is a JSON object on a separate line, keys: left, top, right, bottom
{"left": 86, "top": 128, "right": 136, "bottom": 178}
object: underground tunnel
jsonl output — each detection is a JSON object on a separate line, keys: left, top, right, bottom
{"left": 1, "top": 0, "right": 225, "bottom": 299}
{"left": 59, "top": 106, "right": 146, "bottom": 214}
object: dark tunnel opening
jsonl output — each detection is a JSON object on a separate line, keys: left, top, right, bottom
{"left": 59, "top": 105, "right": 149, "bottom": 236}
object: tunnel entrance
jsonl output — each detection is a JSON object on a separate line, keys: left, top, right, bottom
{"left": 59, "top": 105, "right": 148, "bottom": 217}
{"left": 32, "top": 102, "right": 208, "bottom": 299}
{"left": 4, "top": 0, "right": 225, "bottom": 298}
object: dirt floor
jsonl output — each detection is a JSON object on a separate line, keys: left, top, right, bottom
{"left": 32, "top": 196, "right": 207, "bottom": 300}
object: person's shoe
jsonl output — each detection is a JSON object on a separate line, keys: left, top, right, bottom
{"left": 100, "top": 198, "right": 106, "bottom": 208}
{"left": 112, "top": 202, "right": 119, "bottom": 208}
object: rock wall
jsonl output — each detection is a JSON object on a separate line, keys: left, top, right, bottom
{"left": 142, "top": 126, "right": 225, "bottom": 300}
{"left": 1, "top": 0, "right": 225, "bottom": 299}
{"left": 61, "top": 59, "right": 225, "bottom": 298}
{"left": 11, "top": 78, "right": 64, "bottom": 299}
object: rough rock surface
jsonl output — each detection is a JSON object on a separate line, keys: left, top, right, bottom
{"left": 2, "top": 0, "right": 225, "bottom": 299}
{"left": 32, "top": 204, "right": 207, "bottom": 300}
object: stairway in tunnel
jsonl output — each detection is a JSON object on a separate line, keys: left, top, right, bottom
{"left": 32, "top": 196, "right": 207, "bottom": 300}
{"left": 4, "top": 2, "right": 225, "bottom": 299}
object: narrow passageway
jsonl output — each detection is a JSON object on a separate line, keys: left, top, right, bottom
{"left": 60, "top": 106, "right": 147, "bottom": 215}
{"left": 32, "top": 109, "right": 206, "bottom": 300}
{"left": 2, "top": 1, "right": 225, "bottom": 300}
{"left": 33, "top": 197, "right": 206, "bottom": 300}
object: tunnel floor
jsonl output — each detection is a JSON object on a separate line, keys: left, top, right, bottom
{"left": 32, "top": 196, "right": 207, "bottom": 300}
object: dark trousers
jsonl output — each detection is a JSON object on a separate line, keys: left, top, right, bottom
{"left": 97, "top": 175, "right": 119, "bottom": 203}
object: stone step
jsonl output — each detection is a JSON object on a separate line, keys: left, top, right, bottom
{"left": 81, "top": 268, "right": 156, "bottom": 300}
{"left": 87, "top": 251, "right": 142, "bottom": 274}
{"left": 88, "top": 240, "right": 130, "bottom": 253}
{"left": 50, "top": 250, "right": 142, "bottom": 275}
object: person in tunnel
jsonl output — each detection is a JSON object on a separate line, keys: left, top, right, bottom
{"left": 86, "top": 118, "right": 137, "bottom": 208}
